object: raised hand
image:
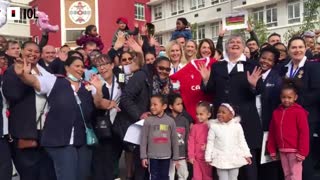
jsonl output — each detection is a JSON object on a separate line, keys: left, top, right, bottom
{"left": 127, "top": 36, "right": 143, "bottom": 53}
{"left": 245, "top": 157, "right": 252, "bottom": 165}
{"left": 246, "top": 66, "right": 262, "bottom": 88}
{"left": 14, "top": 57, "right": 25, "bottom": 76}
{"left": 137, "top": 34, "right": 144, "bottom": 47}
{"left": 89, "top": 74, "right": 103, "bottom": 89}
{"left": 114, "top": 31, "right": 126, "bottom": 50}
{"left": 219, "top": 26, "right": 227, "bottom": 37}
{"left": 149, "top": 35, "right": 158, "bottom": 47}
{"left": 246, "top": 20, "right": 253, "bottom": 32}
{"left": 198, "top": 63, "right": 211, "bottom": 83}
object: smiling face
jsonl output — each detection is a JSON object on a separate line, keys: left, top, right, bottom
{"left": 150, "top": 97, "right": 167, "bottom": 117}
{"left": 200, "top": 42, "right": 212, "bottom": 58}
{"left": 196, "top": 106, "right": 211, "bottom": 123}
{"left": 96, "top": 61, "right": 114, "bottom": 80}
{"left": 185, "top": 41, "right": 197, "bottom": 59}
{"left": 246, "top": 40, "right": 259, "bottom": 52}
{"left": 288, "top": 39, "right": 306, "bottom": 62}
{"left": 169, "top": 44, "right": 182, "bottom": 64}
{"left": 268, "top": 35, "right": 281, "bottom": 45}
{"left": 121, "top": 52, "right": 133, "bottom": 66}
{"left": 65, "top": 59, "right": 85, "bottom": 80}
{"left": 226, "top": 36, "right": 244, "bottom": 57}
{"left": 217, "top": 106, "right": 234, "bottom": 123}
{"left": 281, "top": 89, "right": 298, "bottom": 108}
{"left": 259, "top": 51, "right": 275, "bottom": 72}
{"left": 156, "top": 60, "right": 171, "bottom": 80}
{"left": 21, "top": 43, "right": 40, "bottom": 65}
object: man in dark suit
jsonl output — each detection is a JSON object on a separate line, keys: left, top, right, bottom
{"left": 200, "top": 35, "right": 263, "bottom": 180}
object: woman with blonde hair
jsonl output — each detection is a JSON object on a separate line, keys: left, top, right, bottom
{"left": 166, "top": 40, "right": 187, "bottom": 75}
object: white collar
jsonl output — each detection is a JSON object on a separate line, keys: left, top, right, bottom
{"left": 190, "top": 57, "right": 210, "bottom": 69}
{"left": 285, "top": 56, "right": 307, "bottom": 68}
{"left": 222, "top": 54, "right": 247, "bottom": 63}
{"left": 262, "top": 69, "right": 271, "bottom": 80}
{"left": 171, "top": 63, "right": 184, "bottom": 69}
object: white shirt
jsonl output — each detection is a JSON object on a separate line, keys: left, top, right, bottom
{"left": 222, "top": 54, "right": 247, "bottom": 74}
{"left": 285, "top": 56, "right": 307, "bottom": 78}
{"left": 102, "top": 75, "right": 121, "bottom": 124}
{"left": 37, "top": 73, "right": 97, "bottom": 145}
{"left": 256, "top": 69, "right": 271, "bottom": 119}
{"left": 0, "top": 88, "right": 8, "bottom": 135}
{"left": 170, "top": 63, "right": 185, "bottom": 75}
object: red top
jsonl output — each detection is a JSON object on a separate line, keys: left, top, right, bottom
{"left": 267, "top": 103, "right": 309, "bottom": 159}
{"left": 170, "top": 57, "right": 217, "bottom": 123}
{"left": 188, "top": 122, "right": 209, "bottom": 160}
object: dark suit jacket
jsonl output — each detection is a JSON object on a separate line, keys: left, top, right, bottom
{"left": 202, "top": 59, "right": 263, "bottom": 149}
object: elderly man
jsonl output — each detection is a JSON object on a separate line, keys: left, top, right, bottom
{"left": 200, "top": 35, "right": 263, "bottom": 180}
{"left": 38, "top": 45, "right": 56, "bottom": 72}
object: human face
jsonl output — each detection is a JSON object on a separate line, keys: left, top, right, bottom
{"left": 217, "top": 106, "right": 234, "bottom": 123}
{"left": 280, "top": 89, "right": 298, "bottom": 108}
{"left": 244, "top": 47, "right": 251, "bottom": 59}
{"left": 274, "top": 44, "right": 287, "bottom": 61}
{"left": 156, "top": 60, "right": 171, "bottom": 80}
{"left": 60, "top": 46, "right": 70, "bottom": 54}
{"left": 176, "top": 20, "right": 184, "bottom": 30}
{"left": 170, "top": 97, "right": 183, "bottom": 114}
{"left": 150, "top": 97, "right": 167, "bottom": 117}
{"left": 145, "top": 53, "right": 156, "bottom": 64}
{"left": 314, "top": 43, "right": 320, "bottom": 54}
{"left": 90, "top": 27, "right": 98, "bottom": 36}
{"left": 227, "top": 37, "right": 244, "bottom": 57}
{"left": 259, "top": 51, "right": 275, "bottom": 72}
{"left": 246, "top": 40, "right": 259, "bottom": 52}
{"left": 0, "top": 56, "right": 7, "bottom": 68}
{"left": 176, "top": 37, "right": 186, "bottom": 47}
{"left": 65, "top": 59, "right": 85, "bottom": 80}
{"left": 6, "top": 43, "right": 20, "bottom": 58}
{"left": 268, "top": 35, "right": 281, "bottom": 45}
{"left": 169, "top": 44, "right": 182, "bottom": 64}
{"left": 84, "top": 44, "right": 97, "bottom": 56}
{"left": 96, "top": 61, "right": 114, "bottom": 80}
{"left": 118, "top": 22, "right": 127, "bottom": 30}
{"left": 185, "top": 41, "right": 197, "bottom": 59}
{"left": 0, "top": 36, "right": 7, "bottom": 51}
{"left": 304, "top": 37, "right": 315, "bottom": 50}
{"left": 121, "top": 53, "right": 133, "bottom": 66}
{"left": 21, "top": 43, "right": 40, "bottom": 65}
{"left": 41, "top": 46, "right": 56, "bottom": 63}
{"left": 200, "top": 42, "right": 212, "bottom": 58}
{"left": 288, "top": 39, "right": 306, "bottom": 62}
{"left": 196, "top": 106, "right": 211, "bottom": 123}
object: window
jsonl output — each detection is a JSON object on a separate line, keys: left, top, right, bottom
{"left": 266, "top": 4, "right": 277, "bottom": 27}
{"left": 155, "top": 35, "right": 163, "bottom": 45}
{"left": 252, "top": 7, "right": 264, "bottom": 23}
{"left": 154, "top": 5, "right": 162, "bottom": 20}
{"left": 135, "top": 3, "right": 145, "bottom": 20}
{"left": 13, "top": 8, "right": 28, "bottom": 24}
{"left": 198, "top": 25, "right": 206, "bottom": 41}
{"left": 211, "top": 0, "right": 227, "bottom": 5}
{"left": 211, "top": 22, "right": 220, "bottom": 38}
{"left": 171, "top": 0, "right": 184, "bottom": 15}
{"left": 190, "top": 0, "right": 205, "bottom": 9}
{"left": 66, "top": 30, "right": 83, "bottom": 42}
{"left": 288, "top": 0, "right": 300, "bottom": 24}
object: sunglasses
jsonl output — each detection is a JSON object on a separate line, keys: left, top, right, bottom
{"left": 121, "top": 57, "right": 133, "bottom": 62}
{"left": 158, "top": 66, "right": 171, "bottom": 72}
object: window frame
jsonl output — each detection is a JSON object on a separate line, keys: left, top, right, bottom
{"left": 287, "top": 1, "right": 301, "bottom": 24}
{"left": 135, "top": 3, "right": 145, "bottom": 20}
{"left": 154, "top": 4, "right": 162, "bottom": 20}
{"left": 266, "top": 4, "right": 278, "bottom": 27}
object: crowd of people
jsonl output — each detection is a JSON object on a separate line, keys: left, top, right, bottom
{"left": 0, "top": 16, "right": 320, "bottom": 180}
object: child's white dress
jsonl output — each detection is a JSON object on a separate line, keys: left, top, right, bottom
{"left": 205, "top": 117, "right": 252, "bottom": 169}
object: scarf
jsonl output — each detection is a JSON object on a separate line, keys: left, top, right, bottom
{"left": 152, "top": 75, "right": 172, "bottom": 96}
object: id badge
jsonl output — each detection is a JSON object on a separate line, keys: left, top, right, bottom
{"left": 237, "top": 64, "right": 244, "bottom": 72}
{"left": 118, "top": 73, "right": 125, "bottom": 83}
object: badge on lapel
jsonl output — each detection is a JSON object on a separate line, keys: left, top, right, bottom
{"left": 297, "top": 70, "right": 304, "bottom": 79}
{"left": 237, "top": 64, "right": 244, "bottom": 72}
{"left": 85, "top": 84, "right": 92, "bottom": 91}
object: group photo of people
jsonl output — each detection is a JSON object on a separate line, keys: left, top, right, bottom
{"left": 0, "top": 7, "right": 320, "bottom": 180}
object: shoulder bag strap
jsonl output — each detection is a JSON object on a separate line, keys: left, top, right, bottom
{"left": 36, "top": 99, "right": 48, "bottom": 130}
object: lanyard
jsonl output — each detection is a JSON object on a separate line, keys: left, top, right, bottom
{"left": 289, "top": 63, "right": 300, "bottom": 78}
{"left": 106, "top": 76, "right": 115, "bottom": 100}
{"left": 173, "top": 67, "right": 178, "bottom": 74}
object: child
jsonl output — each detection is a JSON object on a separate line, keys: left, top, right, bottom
{"left": 140, "top": 94, "right": 179, "bottom": 180}
{"left": 267, "top": 79, "right": 309, "bottom": 180}
{"left": 168, "top": 94, "right": 190, "bottom": 180}
{"left": 188, "top": 101, "right": 213, "bottom": 180}
{"left": 205, "top": 103, "right": 252, "bottom": 180}
{"left": 112, "top": 17, "right": 139, "bottom": 46}
{"left": 170, "top": 18, "right": 192, "bottom": 41}
{"left": 76, "top": 24, "right": 104, "bottom": 51}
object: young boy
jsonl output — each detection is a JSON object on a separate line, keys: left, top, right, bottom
{"left": 140, "top": 94, "right": 179, "bottom": 180}
{"left": 168, "top": 94, "right": 190, "bottom": 180}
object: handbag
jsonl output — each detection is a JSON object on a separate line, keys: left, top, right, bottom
{"left": 74, "top": 92, "right": 98, "bottom": 146}
{"left": 94, "top": 76, "right": 115, "bottom": 139}
{"left": 17, "top": 100, "right": 47, "bottom": 149}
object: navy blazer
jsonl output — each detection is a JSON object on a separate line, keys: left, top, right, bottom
{"left": 202, "top": 60, "right": 263, "bottom": 149}
{"left": 2, "top": 66, "right": 38, "bottom": 139}
{"left": 256, "top": 69, "right": 282, "bottom": 131}
{"left": 0, "top": 76, "right": 3, "bottom": 136}
{"left": 280, "top": 61, "right": 320, "bottom": 125}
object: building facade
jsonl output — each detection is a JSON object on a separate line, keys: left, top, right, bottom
{"left": 29, "top": 0, "right": 151, "bottom": 51}
{"left": 0, "top": 0, "right": 33, "bottom": 44}
{"left": 148, "top": 0, "right": 317, "bottom": 46}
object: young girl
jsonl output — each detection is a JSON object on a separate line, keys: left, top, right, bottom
{"left": 111, "top": 17, "right": 139, "bottom": 46}
{"left": 188, "top": 101, "right": 213, "bottom": 180}
{"left": 171, "top": 17, "right": 192, "bottom": 41}
{"left": 205, "top": 103, "right": 252, "bottom": 180}
{"left": 267, "top": 79, "right": 309, "bottom": 180}
{"left": 76, "top": 24, "right": 104, "bottom": 51}
{"left": 168, "top": 94, "right": 190, "bottom": 180}
{"left": 140, "top": 95, "right": 179, "bottom": 180}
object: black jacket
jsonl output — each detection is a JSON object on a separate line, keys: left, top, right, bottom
{"left": 201, "top": 59, "right": 263, "bottom": 149}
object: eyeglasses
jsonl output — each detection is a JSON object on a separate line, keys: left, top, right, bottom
{"left": 158, "top": 66, "right": 171, "bottom": 72}
{"left": 121, "top": 57, "right": 133, "bottom": 62}
{"left": 96, "top": 62, "right": 111, "bottom": 68}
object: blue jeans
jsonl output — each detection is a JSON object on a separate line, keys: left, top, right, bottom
{"left": 149, "top": 159, "right": 170, "bottom": 180}
{"left": 46, "top": 146, "right": 92, "bottom": 180}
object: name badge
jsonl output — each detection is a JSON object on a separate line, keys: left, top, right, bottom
{"left": 237, "top": 64, "right": 244, "bottom": 72}
{"left": 118, "top": 73, "right": 125, "bottom": 83}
